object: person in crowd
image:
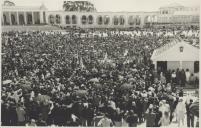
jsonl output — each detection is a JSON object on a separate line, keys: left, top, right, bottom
{"left": 145, "top": 104, "right": 156, "bottom": 127}
{"left": 113, "top": 108, "right": 123, "bottom": 127}
{"left": 97, "top": 113, "right": 113, "bottom": 127}
{"left": 126, "top": 110, "right": 138, "bottom": 127}
{"left": 180, "top": 69, "right": 186, "bottom": 87}
{"left": 158, "top": 111, "right": 170, "bottom": 126}
{"left": 27, "top": 119, "right": 37, "bottom": 126}
{"left": 185, "top": 69, "right": 191, "bottom": 83}
{"left": 175, "top": 98, "right": 186, "bottom": 126}
{"left": 171, "top": 70, "right": 177, "bottom": 84}
{"left": 186, "top": 99, "right": 194, "bottom": 127}
{"left": 16, "top": 103, "right": 26, "bottom": 126}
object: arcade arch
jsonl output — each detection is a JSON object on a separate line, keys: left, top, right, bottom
{"left": 72, "top": 15, "right": 77, "bottom": 24}
{"left": 49, "top": 15, "right": 55, "bottom": 24}
{"left": 55, "top": 14, "right": 61, "bottom": 24}
{"left": 88, "top": 15, "right": 93, "bottom": 24}
{"left": 97, "top": 15, "right": 103, "bottom": 25}
{"left": 81, "top": 15, "right": 87, "bottom": 25}
{"left": 66, "top": 15, "right": 70, "bottom": 24}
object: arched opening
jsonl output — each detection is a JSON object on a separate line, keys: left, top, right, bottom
{"left": 56, "top": 15, "right": 61, "bottom": 24}
{"left": 152, "top": 16, "right": 157, "bottom": 24}
{"left": 72, "top": 15, "right": 77, "bottom": 24}
{"left": 119, "top": 16, "right": 125, "bottom": 25}
{"left": 97, "top": 16, "right": 103, "bottom": 25}
{"left": 104, "top": 15, "right": 110, "bottom": 25}
{"left": 49, "top": 15, "right": 55, "bottom": 24}
{"left": 11, "top": 14, "right": 16, "bottom": 25}
{"left": 19, "top": 14, "right": 24, "bottom": 25}
{"left": 3, "top": 14, "right": 7, "bottom": 25}
{"left": 88, "top": 15, "right": 93, "bottom": 24}
{"left": 128, "top": 16, "right": 135, "bottom": 25}
{"left": 27, "top": 14, "right": 32, "bottom": 24}
{"left": 66, "top": 15, "right": 70, "bottom": 24}
{"left": 136, "top": 16, "right": 141, "bottom": 25}
{"left": 113, "top": 16, "right": 118, "bottom": 25}
{"left": 81, "top": 15, "right": 87, "bottom": 25}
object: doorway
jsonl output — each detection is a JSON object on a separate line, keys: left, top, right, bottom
{"left": 157, "top": 61, "right": 167, "bottom": 73}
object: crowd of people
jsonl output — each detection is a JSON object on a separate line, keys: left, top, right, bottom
{"left": 1, "top": 27, "right": 199, "bottom": 127}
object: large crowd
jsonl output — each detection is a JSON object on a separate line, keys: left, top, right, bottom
{"left": 1, "top": 27, "right": 199, "bottom": 127}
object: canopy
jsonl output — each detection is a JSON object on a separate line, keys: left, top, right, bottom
{"left": 151, "top": 40, "right": 199, "bottom": 61}
{"left": 121, "top": 83, "right": 133, "bottom": 90}
{"left": 34, "top": 95, "right": 50, "bottom": 103}
{"left": 75, "top": 90, "right": 88, "bottom": 96}
{"left": 89, "top": 78, "right": 99, "bottom": 83}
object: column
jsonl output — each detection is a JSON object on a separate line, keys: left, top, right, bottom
{"left": 9, "top": 12, "right": 12, "bottom": 25}
{"left": 1, "top": 14, "right": 4, "bottom": 25}
{"left": 140, "top": 16, "right": 145, "bottom": 28}
{"left": 32, "top": 12, "right": 35, "bottom": 24}
{"left": 179, "top": 61, "right": 182, "bottom": 69}
{"left": 24, "top": 12, "right": 27, "bottom": 25}
{"left": 39, "top": 11, "right": 44, "bottom": 24}
{"left": 16, "top": 12, "right": 19, "bottom": 25}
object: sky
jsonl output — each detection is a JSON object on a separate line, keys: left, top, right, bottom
{"left": 3, "top": 0, "right": 200, "bottom": 12}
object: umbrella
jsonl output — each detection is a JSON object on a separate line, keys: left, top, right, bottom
{"left": 128, "top": 78, "right": 135, "bottom": 82}
{"left": 34, "top": 95, "right": 51, "bottom": 103}
{"left": 121, "top": 83, "right": 133, "bottom": 90}
{"left": 89, "top": 78, "right": 99, "bottom": 83}
{"left": 20, "top": 83, "right": 32, "bottom": 91}
{"left": 75, "top": 90, "right": 88, "bottom": 97}
{"left": 93, "top": 83, "right": 102, "bottom": 89}
{"left": 3, "top": 80, "right": 12, "bottom": 85}
{"left": 189, "top": 101, "right": 199, "bottom": 117}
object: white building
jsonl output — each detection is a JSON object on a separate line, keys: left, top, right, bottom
{"left": 1, "top": 2, "right": 200, "bottom": 28}
{"left": 158, "top": 3, "right": 200, "bottom": 25}
{"left": 151, "top": 39, "right": 199, "bottom": 77}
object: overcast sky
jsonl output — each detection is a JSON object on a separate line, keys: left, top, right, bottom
{"left": 3, "top": 0, "right": 200, "bottom": 12}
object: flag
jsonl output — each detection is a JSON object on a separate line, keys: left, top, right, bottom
{"left": 124, "top": 49, "right": 128, "bottom": 56}
{"left": 103, "top": 52, "right": 108, "bottom": 62}
{"left": 80, "top": 57, "right": 85, "bottom": 69}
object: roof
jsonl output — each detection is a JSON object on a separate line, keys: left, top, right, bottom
{"left": 160, "top": 3, "right": 184, "bottom": 9}
{"left": 151, "top": 39, "right": 199, "bottom": 61}
{"left": 173, "top": 11, "right": 200, "bottom": 16}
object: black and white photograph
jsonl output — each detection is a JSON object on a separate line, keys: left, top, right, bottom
{"left": 0, "top": 0, "right": 200, "bottom": 127}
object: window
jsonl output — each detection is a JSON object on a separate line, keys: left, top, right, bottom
{"left": 113, "top": 16, "right": 118, "bottom": 25}
{"left": 194, "top": 61, "right": 199, "bottom": 73}
{"left": 88, "top": 15, "right": 93, "bottom": 24}
{"left": 81, "top": 15, "right": 87, "bottom": 25}
{"left": 97, "top": 16, "right": 103, "bottom": 25}
{"left": 49, "top": 15, "right": 54, "bottom": 24}
{"left": 55, "top": 15, "right": 61, "bottom": 24}
{"left": 119, "top": 16, "right": 125, "bottom": 25}
{"left": 128, "top": 16, "right": 134, "bottom": 25}
{"left": 104, "top": 15, "right": 110, "bottom": 25}
{"left": 66, "top": 15, "right": 70, "bottom": 24}
{"left": 72, "top": 15, "right": 77, "bottom": 24}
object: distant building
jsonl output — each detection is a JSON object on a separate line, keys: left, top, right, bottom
{"left": 1, "top": 2, "right": 200, "bottom": 28}
{"left": 158, "top": 3, "right": 200, "bottom": 26}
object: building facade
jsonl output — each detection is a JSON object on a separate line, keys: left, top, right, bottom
{"left": 1, "top": 3, "right": 200, "bottom": 28}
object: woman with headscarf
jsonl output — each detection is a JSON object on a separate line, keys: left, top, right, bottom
{"left": 175, "top": 98, "right": 186, "bottom": 126}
